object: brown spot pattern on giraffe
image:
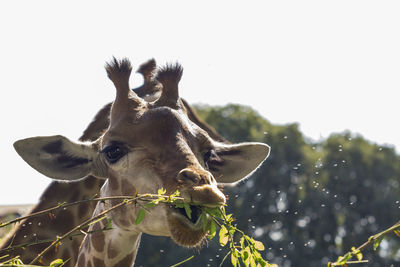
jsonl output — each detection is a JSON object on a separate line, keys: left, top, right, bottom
{"left": 107, "top": 240, "right": 119, "bottom": 258}
{"left": 121, "top": 179, "right": 136, "bottom": 195}
{"left": 90, "top": 231, "right": 105, "bottom": 252}
{"left": 52, "top": 210, "right": 74, "bottom": 232}
{"left": 77, "top": 253, "right": 85, "bottom": 266}
{"left": 78, "top": 202, "right": 91, "bottom": 218}
{"left": 114, "top": 253, "right": 134, "bottom": 267}
{"left": 92, "top": 257, "right": 106, "bottom": 267}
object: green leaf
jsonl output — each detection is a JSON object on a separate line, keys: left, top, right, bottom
{"left": 351, "top": 246, "right": 363, "bottom": 261}
{"left": 231, "top": 251, "right": 238, "bottom": 267}
{"left": 204, "top": 207, "right": 223, "bottom": 219}
{"left": 249, "top": 255, "right": 257, "bottom": 267}
{"left": 174, "top": 202, "right": 185, "bottom": 208}
{"left": 157, "top": 188, "right": 166, "bottom": 195}
{"left": 373, "top": 236, "right": 384, "bottom": 251}
{"left": 253, "top": 239, "right": 265, "bottom": 251}
{"left": 50, "top": 259, "right": 64, "bottom": 267}
{"left": 145, "top": 202, "right": 156, "bottom": 208}
{"left": 335, "top": 252, "right": 352, "bottom": 265}
{"left": 257, "top": 258, "right": 267, "bottom": 267}
{"left": 240, "top": 236, "right": 245, "bottom": 249}
{"left": 356, "top": 251, "right": 363, "bottom": 261}
{"left": 172, "top": 190, "right": 180, "bottom": 197}
{"left": 241, "top": 246, "right": 251, "bottom": 265}
{"left": 202, "top": 213, "right": 208, "bottom": 232}
{"left": 394, "top": 229, "right": 400, "bottom": 238}
{"left": 208, "top": 220, "right": 216, "bottom": 240}
{"left": 226, "top": 214, "right": 234, "bottom": 223}
{"left": 252, "top": 249, "right": 262, "bottom": 263}
{"left": 135, "top": 208, "right": 146, "bottom": 225}
{"left": 104, "top": 218, "right": 113, "bottom": 230}
{"left": 219, "top": 225, "right": 229, "bottom": 246}
{"left": 183, "top": 202, "right": 192, "bottom": 219}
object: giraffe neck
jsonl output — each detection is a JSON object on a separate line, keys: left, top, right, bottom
{"left": 76, "top": 203, "right": 142, "bottom": 267}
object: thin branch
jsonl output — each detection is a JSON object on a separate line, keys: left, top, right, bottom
{"left": 358, "top": 220, "right": 400, "bottom": 252}
{"left": 0, "top": 194, "right": 185, "bottom": 229}
{"left": 27, "top": 193, "right": 186, "bottom": 264}
{"left": 219, "top": 251, "right": 231, "bottom": 267}
{"left": 29, "top": 199, "right": 134, "bottom": 264}
{"left": 169, "top": 255, "right": 194, "bottom": 267}
{"left": 328, "top": 220, "right": 400, "bottom": 266}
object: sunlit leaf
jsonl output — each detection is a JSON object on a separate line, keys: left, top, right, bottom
{"left": 241, "top": 246, "right": 250, "bottom": 264}
{"left": 205, "top": 207, "right": 223, "bottom": 219}
{"left": 255, "top": 256, "right": 267, "bottom": 267}
{"left": 226, "top": 214, "right": 234, "bottom": 223}
{"left": 394, "top": 229, "right": 400, "bottom": 238}
{"left": 50, "top": 259, "right": 64, "bottom": 267}
{"left": 253, "top": 239, "right": 265, "bottom": 251}
{"left": 240, "top": 236, "right": 245, "bottom": 249}
{"left": 356, "top": 251, "right": 363, "bottom": 261}
{"left": 249, "top": 255, "right": 257, "bottom": 267}
{"left": 252, "top": 249, "right": 262, "bottom": 261}
{"left": 335, "top": 252, "right": 352, "bottom": 265}
{"left": 157, "top": 188, "right": 166, "bottom": 195}
{"left": 351, "top": 246, "right": 363, "bottom": 261}
{"left": 373, "top": 236, "right": 384, "bottom": 251}
{"left": 219, "top": 225, "right": 229, "bottom": 246}
{"left": 231, "top": 252, "right": 238, "bottom": 267}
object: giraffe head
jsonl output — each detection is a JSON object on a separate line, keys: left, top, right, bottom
{"left": 13, "top": 58, "right": 270, "bottom": 247}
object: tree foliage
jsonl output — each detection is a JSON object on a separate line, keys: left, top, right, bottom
{"left": 134, "top": 103, "right": 400, "bottom": 266}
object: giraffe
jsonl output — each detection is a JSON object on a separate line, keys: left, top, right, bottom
{"left": 0, "top": 59, "right": 163, "bottom": 266}
{"left": 8, "top": 58, "right": 270, "bottom": 266}
{"left": 1, "top": 58, "right": 224, "bottom": 266}
{"left": 0, "top": 59, "right": 226, "bottom": 266}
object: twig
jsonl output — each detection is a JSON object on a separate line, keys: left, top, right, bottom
{"left": 219, "top": 251, "right": 231, "bottom": 267}
{"left": 27, "top": 193, "right": 186, "bottom": 264}
{"left": 328, "top": 220, "right": 400, "bottom": 266}
{"left": 29, "top": 199, "right": 134, "bottom": 264}
{"left": 0, "top": 194, "right": 184, "bottom": 229}
{"left": 169, "top": 255, "right": 194, "bottom": 267}
{"left": 358, "top": 220, "right": 400, "bottom": 252}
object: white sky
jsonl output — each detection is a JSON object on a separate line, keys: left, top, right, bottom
{"left": 0, "top": 1, "right": 399, "bottom": 205}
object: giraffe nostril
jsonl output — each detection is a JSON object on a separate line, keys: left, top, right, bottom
{"left": 177, "top": 169, "right": 200, "bottom": 183}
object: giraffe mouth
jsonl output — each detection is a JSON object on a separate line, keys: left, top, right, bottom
{"left": 171, "top": 205, "right": 202, "bottom": 225}
{"left": 167, "top": 204, "right": 207, "bottom": 247}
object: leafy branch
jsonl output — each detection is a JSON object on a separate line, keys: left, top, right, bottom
{"left": 202, "top": 206, "right": 276, "bottom": 267}
{"left": 327, "top": 220, "right": 400, "bottom": 266}
{"left": 1, "top": 189, "right": 273, "bottom": 267}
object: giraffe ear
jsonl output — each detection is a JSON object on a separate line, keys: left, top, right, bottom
{"left": 14, "top": 135, "right": 107, "bottom": 181}
{"left": 209, "top": 142, "right": 270, "bottom": 184}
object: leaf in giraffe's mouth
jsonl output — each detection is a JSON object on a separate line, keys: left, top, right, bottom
{"left": 174, "top": 205, "right": 201, "bottom": 224}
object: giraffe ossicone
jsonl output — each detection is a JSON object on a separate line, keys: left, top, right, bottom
{"left": 12, "top": 58, "right": 270, "bottom": 266}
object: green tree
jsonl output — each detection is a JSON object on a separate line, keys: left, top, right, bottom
{"left": 135, "top": 104, "right": 400, "bottom": 267}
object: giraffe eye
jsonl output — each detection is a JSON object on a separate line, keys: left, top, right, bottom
{"left": 101, "top": 144, "right": 127, "bottom": 164}
{"left": 203, "top": 149, "right": 216, "bottom": 169}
